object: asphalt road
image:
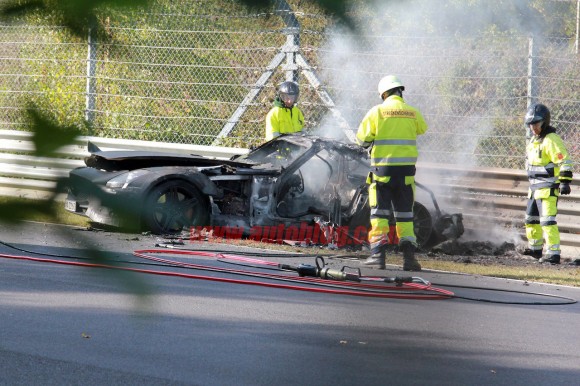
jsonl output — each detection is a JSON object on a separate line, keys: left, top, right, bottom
{"left": 1, "top": 222, "right": 579, "bottom": 385}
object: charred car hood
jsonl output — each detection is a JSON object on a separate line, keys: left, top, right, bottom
{"left": 85, "top": 150, "right": 258, "bottom": 172}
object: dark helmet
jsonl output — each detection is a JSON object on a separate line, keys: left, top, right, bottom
{"left": 278, "top": 81, "right": 299, "bottom": 107}
{"left": 524, "top": 103, "right": 550, "bottom": 129}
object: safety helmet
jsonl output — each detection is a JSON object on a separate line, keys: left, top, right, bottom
{"left": 378, "top": 75, "right": 405, "bottom": 98}
{"left": 278, "top": 81, "right": 299, "bottom": 107}
{"left": 525, "top": 103, "right": 550, "bottom": 129}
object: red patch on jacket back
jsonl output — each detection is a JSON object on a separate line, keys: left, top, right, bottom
{"left": 557, "top": 153, "right": 564, "bottom": 160}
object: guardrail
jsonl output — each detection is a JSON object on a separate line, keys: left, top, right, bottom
{"left": 0, "top": 129, "right": 249, "bottom": 199}
{"left": 1, "top": 129, "right": 578, "bottom": 254}
{"left": 415, "top": 163, "right": 580, "bottom": 252}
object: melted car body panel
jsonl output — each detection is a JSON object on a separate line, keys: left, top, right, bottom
{"left": 65, "top": 135, "right": 463, "bottom": 248}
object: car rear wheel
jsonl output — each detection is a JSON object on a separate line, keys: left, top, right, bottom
{"left": 413, "top": 201, "right": 433, "bottom": 248}
{"left": 143, "top": 181, "right": 209, "bottom": 234}
{"left": 345, "top": 195, "right": 433, "bottom": 249}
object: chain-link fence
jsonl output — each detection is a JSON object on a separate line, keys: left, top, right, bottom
{"left": 0, "top": 0, "right": 578, "bottom": 169}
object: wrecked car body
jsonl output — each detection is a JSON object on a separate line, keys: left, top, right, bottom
{"left": 65, "top": 135, "right": 463, "bottom": 248}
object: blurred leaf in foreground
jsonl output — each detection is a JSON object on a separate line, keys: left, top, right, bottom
{"left": 26, "top": 107, "right": 82, "bottom": 158}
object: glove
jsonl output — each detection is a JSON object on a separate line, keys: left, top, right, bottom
{"left": 560, "top": 183, "right": 571, "bottom": 195}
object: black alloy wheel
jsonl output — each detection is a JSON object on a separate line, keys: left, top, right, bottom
{"left": 413, "top": 201, "right": 433, "bottom": 248}
{"left": 143, "top": 180, "right": 209, "bottom": 234}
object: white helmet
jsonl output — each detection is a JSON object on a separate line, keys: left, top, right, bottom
{"left": 377, "top": 75, "right": 405, "bottom": 97}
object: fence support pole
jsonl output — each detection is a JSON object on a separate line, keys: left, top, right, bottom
{"left": 279, "top": 0, "right": 300, "bottom": 82}
{"left": 574, "top": 0, "right": 580, "bottom": 54}
{"left": 527, "top": 35, "right": 538, "bottom": 109}
{"left": 213, "top": 0, "right": 352, "bottom": 144}
{"left": 526, "top": 35, "right": 539, "bottom": 139}
{"left": 85, "top": 17, "right": 97, "bottom": 133}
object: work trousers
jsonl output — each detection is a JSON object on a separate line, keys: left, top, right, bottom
{"left": 525, "top": 187, "right": 560, "bottom": 257}
{"left": 368, "top": 174, "right": 416, "bottom": 255}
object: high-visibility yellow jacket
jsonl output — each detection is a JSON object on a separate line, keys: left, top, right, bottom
{"left": 265, "top": 99, "right": 304, "bottom": 140}
{"left": 526, "top": 127, "right": 573, "bottom": 190}
{"left": 356, "top": 95, "right": 428, "bottom": 176}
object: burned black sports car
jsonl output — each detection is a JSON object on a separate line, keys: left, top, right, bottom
{"left": 65, "top": 135, "right": 462, "bottom": 248}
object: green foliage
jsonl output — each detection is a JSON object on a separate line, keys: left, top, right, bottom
{"left": 0, "top": 0, "right": 578, "bottom": 157}
{"left": 0, "top": 0, "right": 152, "bottom": 36}
{"left": 26, "top": 106, "right": 82, "bottom": 157}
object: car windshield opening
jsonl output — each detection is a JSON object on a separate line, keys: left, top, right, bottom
{"left": 238, "top": 138, "right": 311, "bottom": 166}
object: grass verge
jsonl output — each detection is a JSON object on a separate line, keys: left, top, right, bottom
{"left": 416, "top": 260, "right": 580, "bottom": 287}
{"left": 0, "top": 196, "right": 90, "bottom": 228}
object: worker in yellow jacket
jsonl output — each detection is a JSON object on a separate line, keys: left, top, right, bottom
{"left": 523, "top": 103, "right": 573, "bottom": 265}
{"left": 265, "top": 81, "right": 304, "bottom": 140}
{"left": 356, "top": 75, "right": 428, "bottom": 271}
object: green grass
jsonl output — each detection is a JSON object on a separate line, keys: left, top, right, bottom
{"left": 0, "top": 196, "right": 90, "bottom": 227}
{"left": 415, "top": 259, "right": 580, "bottom": 287}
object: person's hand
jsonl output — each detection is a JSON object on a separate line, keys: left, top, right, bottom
{"left": 560, "top": 183, "right": 571, "bottom": 195}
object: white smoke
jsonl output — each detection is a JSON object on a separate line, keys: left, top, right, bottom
{"left": 309, "top": 0, "right": 570, "bottom": 247}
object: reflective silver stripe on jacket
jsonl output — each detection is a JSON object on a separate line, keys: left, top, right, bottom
{"left": 525, "top": 215, "right": 540, "bottom": 222}
{"left": 370, "top": 239, "right": 387, "bottom": 251}
{"left": 560, "top": 161, "right": 573, "bottom": 172}
{"left": 373, "top": 139, "right": 416, "bottom": 146}
{"left": 540, "top": 215, "right": 557, "bottom": 226}
{"left": 398, "top": 236, "right": 417, "bottom": 243}
{"left": 370, "top": 208, "right": 391, "bottom": 217}
{"left": 371, "top": 156, "right": 418, "bottom": 165}
{"left": 527, "top": 163, "right": 554, "bottom": 172}
{"left": 526, "top": 243, "right": 543, "bottom": 250}
{"left": 529, "top": 176, "right": 557, "bottom": 186}
{"left": 394, "top": 211, "right": 414, "bottom": 219}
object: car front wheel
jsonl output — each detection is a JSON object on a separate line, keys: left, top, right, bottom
{"left": 143, "top": 180, "right": 209, "bottom": 234}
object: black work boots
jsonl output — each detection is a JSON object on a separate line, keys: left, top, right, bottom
{"left": 523, "top": 249, "right": 542, "bottom": 259}
{"left": 363, "top": 241, "right": 421, "bottom": 272}
{"left": 400, "top": 241, "right": 421, "bottom": 272}
{"left": 363, "top": 251, "right": 386, "bottom": 269}
{"left": 523, "top": 249, "right": 561, "bottom": 265}
{"left": 539, "top": 255, "right": 561, "bottom": 265}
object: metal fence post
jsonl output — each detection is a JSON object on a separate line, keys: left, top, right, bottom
{"left": 526, "top": 35, "right": 539, "bottom": 139}
{"left": 527, "top": 35, "right": 538, "bottom": 109}
{"left": 212, "top": 0, "right": 300, "bottom": 145}
{"left": 85, "top": 16, "right": 97, "bottom": 133}
{"left": 278, "top": 0, "right": 300, "bottom": 82}
{"left": 574, "top": 0, "right": 580, "bottom": 54}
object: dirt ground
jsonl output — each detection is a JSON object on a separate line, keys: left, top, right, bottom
{"left": 274, "top": 234, "right": 579, "bottom": 269}
{"left": 95, "top": 223, "right": 580, "bottom": 269}
{"left": 425, "top": 239, "right": 580, "bottom": 268}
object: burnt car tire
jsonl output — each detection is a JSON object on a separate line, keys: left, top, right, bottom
{"left": 143, "top": 180, "right": 209, "bottom": 234}
{"left": 346, "top": 198, "right": 434, "bottom": 249}
{"left": 413, "top": 201, "right": 433, "bottom": 249}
